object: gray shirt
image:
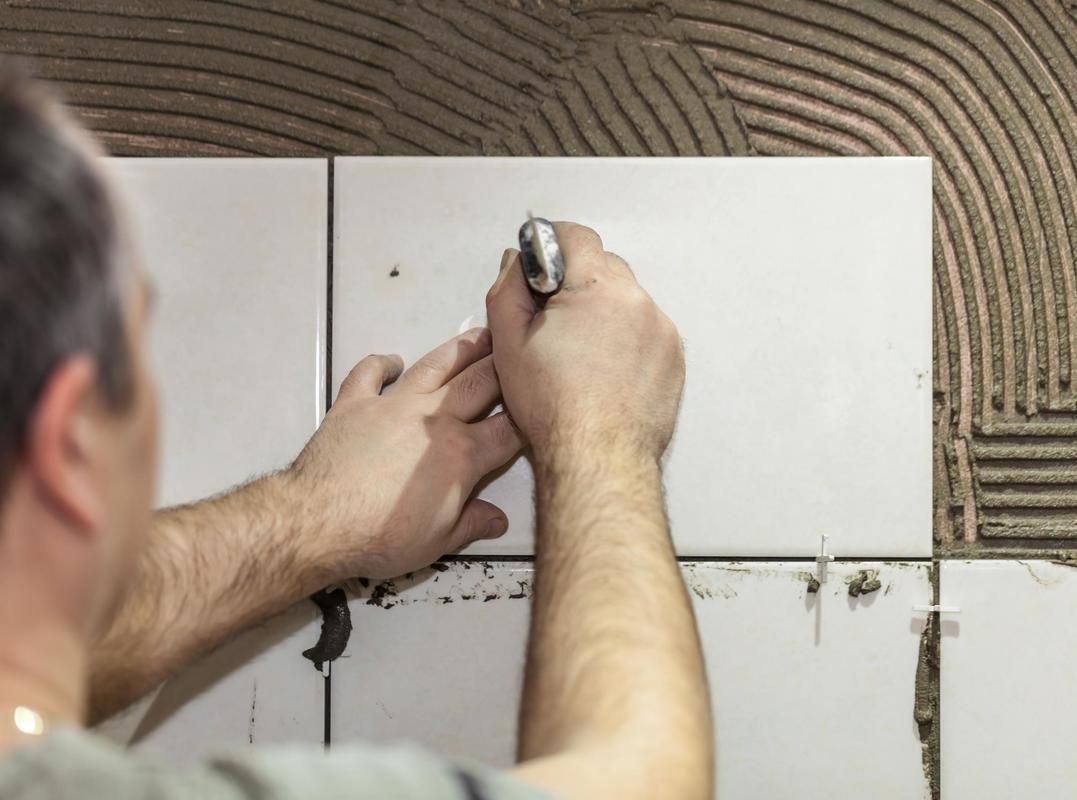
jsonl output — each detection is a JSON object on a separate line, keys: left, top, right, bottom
{"left": 0, "top": 730, "right": 551, "bottom": 800}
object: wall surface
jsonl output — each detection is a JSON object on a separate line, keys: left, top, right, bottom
{"left": 4, "top": 0, "right": 1077, "bottom": 554}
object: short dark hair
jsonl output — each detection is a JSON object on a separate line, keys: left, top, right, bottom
{"left": 0, "top": 61, "right": 133, "bottom": 493}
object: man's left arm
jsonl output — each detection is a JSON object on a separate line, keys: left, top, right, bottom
{"left": 89, "top": 327, "right": 522, "bottom": 723}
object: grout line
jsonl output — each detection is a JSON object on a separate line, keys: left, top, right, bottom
{"left": 322, "top": 157, "right": 335, "bottom": 750}
{"left": 323, "top": 662, "right": 332, "bottom": 749}
{"left": 325, "top": 158, "right": 334, "bottom": 416}
{"left": 671, "top": 555, "right": 936, "bottom": 563}
{"left": 929, "top": 558, "right": 941, "bottom": 799}
{"left": 936, "top": 545, "right": 1077, "bottom": 560}
{"left": 443, "top": 553, "right": 936, "bottom": 564}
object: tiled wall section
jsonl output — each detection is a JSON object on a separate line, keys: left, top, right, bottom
{"left": 332, "top": 157, "right": 933, "bottom": 558}
{"left": 93, "top": 159, "right": 328, "bottom": 750}
{"left": 941, "top": 561, "right": 1077, "bottom": 800}
{"left": 340, "top": 561, "right": 931, "bottom": 798}
{"left": 93, "top": 158, "right": 936, "bottom": 798}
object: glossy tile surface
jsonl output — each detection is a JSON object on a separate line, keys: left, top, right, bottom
{"left": 941, "top": 560, "right": 1077, "bottom": 799}
{"left": 130, "top": 603, "right": 324, "bottom": 761}
{"left": 94, "top": 159, "right": 328, "bottom": 754}
{"left": 336, "top": 564, "right": 531, "bottom": 766}
{"left": 333, "top": 157, "right": 932, "bottom": 557}
{"left": 335, "top": 561, "right": 931, "bottom": 797}
{"left": 109, "top": 158, "right": 327, "bottom": 506}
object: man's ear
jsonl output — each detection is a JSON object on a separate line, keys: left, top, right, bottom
{"left": 26, "top": 355, "right": 105, "bottom": 534}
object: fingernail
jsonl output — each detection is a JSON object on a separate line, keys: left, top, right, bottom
{"left": 483, "top": 517, "right": 508, "bottom": 539}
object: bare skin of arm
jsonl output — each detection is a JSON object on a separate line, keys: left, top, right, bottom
{"left": 89, "top": 328, "right": 523, "bottom": 723}
{"left": 486, "top": 227, "right": 714, "bottom": 800}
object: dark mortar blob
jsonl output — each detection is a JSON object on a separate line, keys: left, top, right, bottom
{"left": 302, "top": 588, "right": 352, "bottom": 672}
{"left": 367, "top": 580, "right": 399, "bottom": 608}
{"left": 484, "top": 593, "right": 499, "bottom": 603}
{"left": 798, "top": 571, "right": 821, "bottom": 594}
{"left": 508, "top": 581, "right": 530, "bottom": 600}
{"left": 846, "top": 570, "right": 882, "bottom": 598}
{"left": 430, "top": 562, "right": 449, "bottom": 572}
{"left": 389, "top": 265, "right": 399, "bottom": 277}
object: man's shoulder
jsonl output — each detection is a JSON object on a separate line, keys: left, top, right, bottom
{"left": 0, "top": 729, "right": 550, "bottom": 800}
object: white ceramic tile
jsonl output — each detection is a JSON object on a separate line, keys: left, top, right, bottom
{"left": 93, "top": 159, "right": 328, "bottom": 754}
{"left": 128, "top": 602, "right": 325, "bottom": 761}
{"left": 335, "top": 561, "right": 931, "bottom": 798}
{"left": 941, "top": 560, "right": 1077, "bottom": 799}
{"left": 336, "top": 564, "right": 532, "bottom": 766}
{"left": 332, "top": 157, "right": 932, "bottom": 557}
{"left": 108, "top": 158, "right": 327, "bottom": 506}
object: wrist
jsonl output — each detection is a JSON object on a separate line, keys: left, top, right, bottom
{"left": 532, "top": 424, "right": 660, "bottom": 474}
{"left": 533, "top": 431, "right": 662, "bottom": 495}
{"left": 273, "top": 467, "right": 344, "bottom": 595}
{"left": 278, "top": 464, "right": 390, "bottom": 592}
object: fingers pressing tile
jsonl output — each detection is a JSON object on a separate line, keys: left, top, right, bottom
{"left": 398, "top": 327, "right": 494, "bottom": 392}
{"left": 339, "top": 353, "right": 404, "bottom": 399}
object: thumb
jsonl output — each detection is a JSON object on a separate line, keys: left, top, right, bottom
{"left": 447, "top": 499, "right": 508, "bottom": 551}
{"left": 486, "top": 248, "right": 536, "bottom": 352}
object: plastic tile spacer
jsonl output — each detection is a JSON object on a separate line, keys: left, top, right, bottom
{"left": 815, "top": 534, "right": 835, "bottom": 584}
{"left": 912, "top": 604, "right": 962, "bottom": 614}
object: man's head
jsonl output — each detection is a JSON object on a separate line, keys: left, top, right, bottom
{"left": 0, "top": 61, "right": 158, "bottom": 638}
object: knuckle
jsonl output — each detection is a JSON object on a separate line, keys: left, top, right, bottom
{"left": 450, "top": 513, "right": 482, "bottom": 549}
{"left": 442, "top": 422, "right": 477, "bottom": 460}
{"left": 659, "top": 310, "right": 680, "bottom": 339}
{"left": 463, "top": 510, "right": 484, "bottom": 538}
{"left": 490, "top": 416, "right": 518, "bottom": 449}
{"left": 456, "top": 434, "right": 479, "bottom": 466}
{"left": 606, "top": 251, "right": 630, "bottom": 272}
{"left": 339, "top": 359, "right": 375, "bottom": 395}
{"left": 624, "top": 285, "right": 652, "bottom": 311}
{"left": 456, "top": 363, "right": 495, "bottom": 402}
{"left": 558, "top": 223, "right": 602, "bottom": 253}
{"left": 410, "top": 355, "right": 441, "bottom": 380}
{"left": 357, "top": 354, "right": 385, "bottom": 372}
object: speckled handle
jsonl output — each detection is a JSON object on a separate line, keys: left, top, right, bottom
{"left": 518, "top": 216, "right": 565, "bottom": 295}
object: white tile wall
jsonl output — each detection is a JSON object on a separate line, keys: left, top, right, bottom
{"left": 332, "top": 157, "right": 933, "bottom": 558}
{"left": 335, "top": 561, "right": 932, "bottom": 798}
{"left": 93, "top": 159, "right": 328, "bottom": 753}
{"left": 335, "top": 564, "right": 532, "bottom": 767}
{"left": 122, "top": 603, "right": 325, "bottom": 761}
{"left": 88, "top": 157, "right": 936, "bottom": 789}
{"left": 941, "top": 560, "right": 1077, "bottom": 799}
{"left": 110, "top": 158, "right": 327, "bottom": 506}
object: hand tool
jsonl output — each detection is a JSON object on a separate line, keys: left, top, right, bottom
{"left": 518, "top": 214, "right": 565, "bottom": 295}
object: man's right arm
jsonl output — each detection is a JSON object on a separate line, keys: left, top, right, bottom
{"left": 486, "top": 227, "right": 714, "bottom": 800}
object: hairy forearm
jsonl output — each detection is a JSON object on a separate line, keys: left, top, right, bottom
{"left": 516, "top": 444, "right": 713, "bottom": 799}
{"left": 87, "top": 472, "right": 316, "bottom": 724}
